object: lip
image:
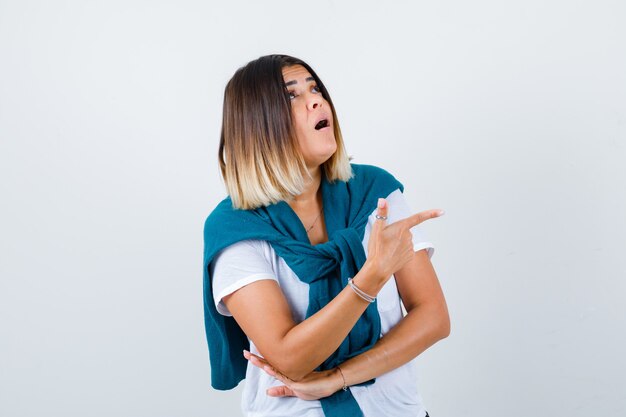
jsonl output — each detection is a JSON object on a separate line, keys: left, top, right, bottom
{"left": 312, "top": 112, "right": 332, "bottom": 131}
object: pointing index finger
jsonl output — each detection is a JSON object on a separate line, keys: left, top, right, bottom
{"left": 405, "top": 209, "right": 445, "bottom": 228}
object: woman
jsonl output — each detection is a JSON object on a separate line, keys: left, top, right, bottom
{"left": 203, "top": 54, "right": 449, "bottom": 417}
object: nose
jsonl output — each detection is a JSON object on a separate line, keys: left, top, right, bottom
{"left": 306, "top": 93, "right": 322, "bottom": 111}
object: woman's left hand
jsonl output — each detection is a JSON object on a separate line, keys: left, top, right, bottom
{"left": 243, "top": 350, "right": 343, "bottom": 400}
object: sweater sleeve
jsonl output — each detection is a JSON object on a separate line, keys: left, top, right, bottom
{"left": 209, "top": 239, "right": 278, "bottom": 317}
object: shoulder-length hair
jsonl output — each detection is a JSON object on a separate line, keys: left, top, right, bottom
{"left": 218, "top": 54, "right": 353, "bottom": 210}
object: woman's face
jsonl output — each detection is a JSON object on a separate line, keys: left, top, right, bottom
{"left": 282, "top": 65, "right": 337, "bottom": 170}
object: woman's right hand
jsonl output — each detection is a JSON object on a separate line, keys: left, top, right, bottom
{"left": 364, "top": 198, "right": 444, "bottom": 288}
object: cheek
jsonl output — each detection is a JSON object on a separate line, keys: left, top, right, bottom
{"left": 293, "top": 117, "right": 310, "bottom": 141}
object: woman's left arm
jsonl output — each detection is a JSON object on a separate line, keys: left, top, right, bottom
{"left": 336, "top": 247, "right": 450, "bottom": 387}
{"left": 246, "top": 247, "right": 450, "bottom": 398}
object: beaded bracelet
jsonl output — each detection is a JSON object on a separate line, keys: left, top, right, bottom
{"left": 347, "top": 278, "right": 376, "bottom": 303}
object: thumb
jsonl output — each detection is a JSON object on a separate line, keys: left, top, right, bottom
{"left": 267, "top": 385, "right": 296, "bottom": 397}
{"left": 374, "top": 198, "right": 388, "bottom": 224}
{"left": 370, "top": 198, "right": 388, "bottom": 237}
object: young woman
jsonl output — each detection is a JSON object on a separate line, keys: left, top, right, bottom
{"left": 203, "top": 54, "right": 449, "bottom": 417}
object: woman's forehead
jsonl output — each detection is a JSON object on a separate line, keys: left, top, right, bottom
{"left": 282, "top": 65, "right": 313, "bottom": 85}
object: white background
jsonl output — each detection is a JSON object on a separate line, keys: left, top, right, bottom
{"left": 1, "top": 1, "right": 625, "bottom": 416}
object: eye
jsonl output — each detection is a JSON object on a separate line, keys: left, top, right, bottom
{"left": 287, "top": 91, "right": 296, "bottom": 100}
{"left": 312, "top": 85, "right": 321, "bottom": 94}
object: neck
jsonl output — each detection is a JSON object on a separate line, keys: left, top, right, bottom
{"left": 289, "top": 166, "right": 322, "bottom": 210}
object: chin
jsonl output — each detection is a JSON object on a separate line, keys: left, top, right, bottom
{"left": 321, "top": 144, "right": 337, "bottom": 161}
{"left": 319, "top": 149, "right": 337, "bottom": 166}
{"left": 307, "top": 151, "right": 335, "bottom": 169}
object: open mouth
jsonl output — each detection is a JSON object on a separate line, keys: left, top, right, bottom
{"left": 314, "top": 119, "right": 330, "bottom": 130}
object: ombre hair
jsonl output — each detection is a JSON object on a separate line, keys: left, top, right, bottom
{"left": 218, "top": 54, "right": 353, "bottom": 210}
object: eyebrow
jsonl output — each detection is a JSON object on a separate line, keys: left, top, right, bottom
{"left": 284, "top": 76, "right": 315, "bottom": 87}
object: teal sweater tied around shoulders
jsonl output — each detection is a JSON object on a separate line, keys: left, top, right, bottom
{"left": 203, "top": 163, "right": 403, "bottom": 417}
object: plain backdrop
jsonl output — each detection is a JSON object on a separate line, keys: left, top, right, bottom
{"left": 1, "top": 1, "right": 625, "bottom": 416}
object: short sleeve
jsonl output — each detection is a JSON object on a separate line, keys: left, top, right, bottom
{"left": 209, "top": 239, "right": 278, "bottom": 317}
{"left": 383, "top": 189, "right": 435, "bottom": 258}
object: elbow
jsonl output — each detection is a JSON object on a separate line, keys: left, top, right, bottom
{"left": 437, "top": 303, "right": 451, "bottom": 340}
{"left": 418, "top": 299, "right": 449, "bottom": 341}
{"left": 256, "top": 336, "right": 321, "bottom": 382}
{"left": 263, "top": 347, "right": 314, "bottom": 382}
{"left": 439, "top": 313, "right": 451, "bottom": 339}
{"left": 282, "top": 370, "right": 309, "bottom": 382}
{"left": 270, "top": 357, "right": 311, "bottom": 382}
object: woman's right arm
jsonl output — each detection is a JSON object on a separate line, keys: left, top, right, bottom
{"left": 223, "top": 199, "right": 442, "bottom": 381}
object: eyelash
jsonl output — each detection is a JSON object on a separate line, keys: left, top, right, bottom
{"left": 288, "top": 85, "right": 321, "bottom": 100}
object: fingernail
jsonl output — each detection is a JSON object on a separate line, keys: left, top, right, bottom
{"left": 378, "top": 198, "right": 385, "bottom": 209}
{"left": 438, "top": 210, "right": 445, "bottom": 216}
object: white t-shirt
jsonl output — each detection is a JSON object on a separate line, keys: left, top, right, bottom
{"left": 210, "top": 189, "right": 434, "bottom": 417}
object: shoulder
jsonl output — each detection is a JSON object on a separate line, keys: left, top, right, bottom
{"left": 203, "top": 196, "right": 261, "bottom": 262}
{"left": 349, "top": 163, "right": 404, "bottom": 193}
{"left": 203, "top": 196, "right": 233, "bottom": 234}
{"left": 350, "top": 163, "right": 396, "bottom": 180}
{"left": 203, "top": 196, "right": 269, "bottom": 244}
{"left": 203, "top": 195, "right": 250, "bottom": 229}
